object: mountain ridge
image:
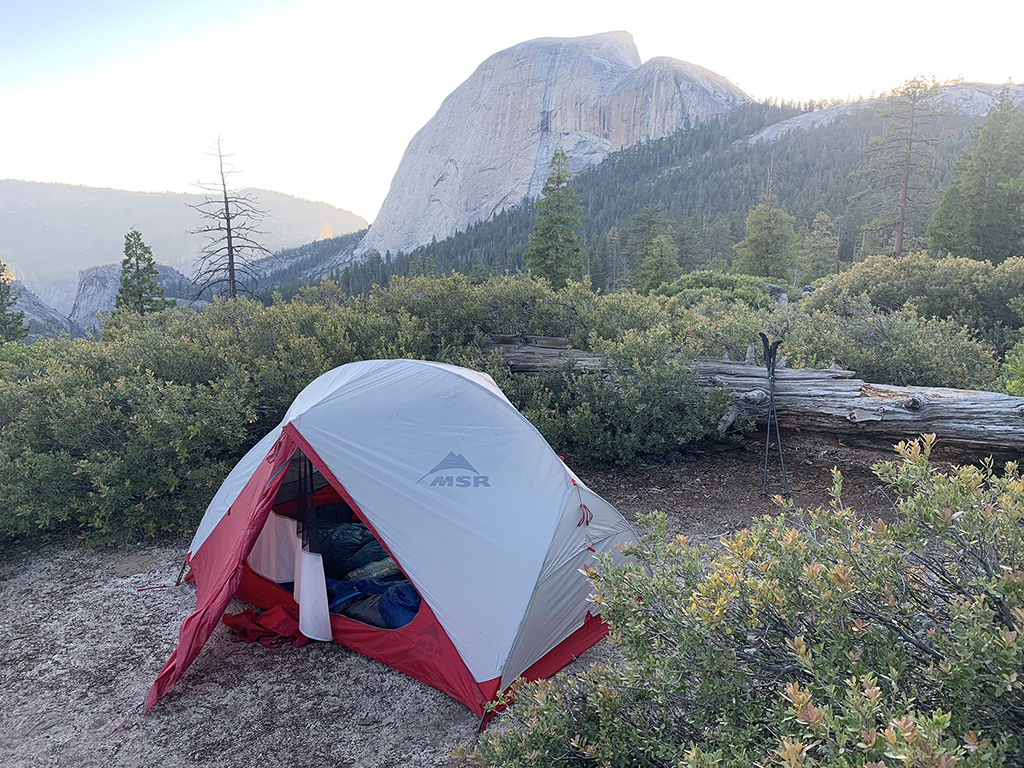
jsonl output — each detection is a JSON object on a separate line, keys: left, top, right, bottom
{"left": 748, "top": 82, "right": 1024, "bottom": 144}
{"left": 0, "top": 180, "right": 368, "bottom": 314}
{"left": 356, "top": 32, "right": 751, "bottom": 258}
{"left": 9, "top": 280, "right": 80, "bottom": 342}
{"left": 161, "top": 78, "right": 1017, "bottom": 299}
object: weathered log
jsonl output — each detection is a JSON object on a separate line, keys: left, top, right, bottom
{"left": 484, "top": 335, "right": 1024, "bottom": 460}
{"left": 693, "top": 358, "right": 1024, "bottom": 459}
{"left": 482, "top": 335, "right": 603, "bottom": 373}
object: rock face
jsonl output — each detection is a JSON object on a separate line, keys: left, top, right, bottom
{"left": 69, "top": 263, "right": 196, "bottom": 336}
{"left": 251, "top": 229, "right": 367, "bottom": 287}
{"left": 9, "top": 281, "right": 79, "bottom": 342}
{"left": 748, "top": 83, "right": 1024, "bottom": 145}
{"left": 357, "top": 32, "right": 750, "bottom": 257}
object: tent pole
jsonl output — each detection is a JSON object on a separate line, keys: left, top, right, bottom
{"left": 174, "top": 557, "right": 188, "bottom": 587}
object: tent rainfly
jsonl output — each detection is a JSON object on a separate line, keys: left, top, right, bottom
{"left": 147, "top": 359, "right": 636, "bottom": 717}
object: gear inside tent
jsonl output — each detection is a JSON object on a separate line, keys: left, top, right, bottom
{"left": 147, "top": 359, "right": 637, "bottom": 718}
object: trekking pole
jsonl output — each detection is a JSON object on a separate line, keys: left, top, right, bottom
{"left": 759, "top": 332, "right": 790, "bottom": 500}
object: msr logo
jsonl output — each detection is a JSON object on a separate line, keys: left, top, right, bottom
{"left": 415, "top": 623, "right": 445, "bottom": 659}
{"left": 418, "top": 452, "right": 490, "bottom": 488}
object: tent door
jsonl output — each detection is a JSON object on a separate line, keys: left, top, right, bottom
{"left": 248, "top": 450, "right": 332, "bottom": 641}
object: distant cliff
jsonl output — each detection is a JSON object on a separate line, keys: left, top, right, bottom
{"left": 357, "top": 32, "right": 750, "bottom": 257}
{"left": 68, "top": 263, "right": 197, "bottom": 336}
{"left": 10, "top": 281, "right": 79, "bottom": 342}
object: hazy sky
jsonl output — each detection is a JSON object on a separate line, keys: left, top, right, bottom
{"left": 2, "top": 0, "right": 1020, "bottom": 224}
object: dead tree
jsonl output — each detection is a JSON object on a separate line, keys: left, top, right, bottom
{"left": 189, "top": 137, "right": 271, "bottom": 299}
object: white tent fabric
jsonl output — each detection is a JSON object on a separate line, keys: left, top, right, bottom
{"left": 248, "top": 512, "right": 333, "bottom": 641}
{"left": 187, "top": 359, "right": 635, "bottom": 685}
{"left": 500, "top": 485, "right": 631, "bottom": 687}
{"left": 189, "top": 426, "right": 283, "bottom": 555}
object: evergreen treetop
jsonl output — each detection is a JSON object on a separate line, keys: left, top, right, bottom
{"left": 0, "top": 259, "right": 29, "bottom": 343}
{"left": 733, "top": 203, "right": 798, "bottom": 281}
{"left": 116, "top": 228, "right": 172, "bottom": 316}
{"left": 797, "top": 211, "right": 840, "bottom": 283}
{"left": 523, "top": 148, "right": 584, "bottom": 289}
{"left": 854, "top": 76, "right": 947, "bottom": 256}
{"left": 928, "top": 87, "right": 1024, "bottom": 263}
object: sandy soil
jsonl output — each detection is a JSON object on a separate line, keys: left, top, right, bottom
{"left": 0, "top": 433, "right": 901, "bottom": 768}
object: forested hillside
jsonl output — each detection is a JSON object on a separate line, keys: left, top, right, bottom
{"left": 323, "top": 96, "right": 986, "bottom": 296}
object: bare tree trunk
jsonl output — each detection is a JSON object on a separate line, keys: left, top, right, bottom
{"left": 894, "top": 113, "right": 915, "bottom": 257}
{"left": 217, "top": 139, "right": 236, "bottom": 299}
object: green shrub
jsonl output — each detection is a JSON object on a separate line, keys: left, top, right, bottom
{"left": 490, "top": 326, "right": 734, "bottom": 467}
{"left": 4, "top": 268, "right": 1009, "bottom": 544}
{"left": 785, "top": 298, "right": 999, "bottom": 389}
{"left": 367, "top": 272, "right": 484, "bottom": 352}
{"left": 0, "top": 335, "right": 259, "bottom": 542}
{"left": 473, "top": 274, "right": 593, "bottom": 338}
{"left": 568, "top": 289, "right": 674, "bottom": 348}
{"left": 576, "top": 288, "right": 780, "bottom": 364}
{"left": 464, "top": 436, "right": 1022, "bottom": 767}
{"left": 999, "top": 340, "right": 1024, "bottom": 396}
{"left": 806, "top": 253, "right": 1024, "bottom": 355}
{"left": 806, "top": 252, "right": 989, "bottom": 318}
{"left": 0, "top": 296, "right": 435, "bottom": 543}
{"left": 659, "top": 270, "right": 778, "bottom": 308}
{"left": 671, "top": 296, "right": 781, "bottom": 362}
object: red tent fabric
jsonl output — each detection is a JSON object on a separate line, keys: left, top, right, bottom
{"left": 147, "top": 431, "right": 297, "bottom": 711}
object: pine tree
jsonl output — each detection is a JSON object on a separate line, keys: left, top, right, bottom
{"left": 0, "top": 260, "right": 29, "bottom": 342}
{"left": 585, "top": 237, "right": 608, "bottom": 290}
{"left": 620, "top": 204, "right": 682, "bottom": 292}
{"left": 674, "top": 221, "right": 704, "bottom": 273}
{"left": 523, "top": 148, "right": 584, "bottom": 288}
{"left": 634, "top": 232, "right": 683, "bottom": 293}
{"left": 733, "top": 203, "right": 798, "bottom": 281}
{"left": 606, "top": 227, "right": 622, "bottom": 290}
{"left": 928, "top": 87, "right": 1024, "bottom": 263}
{"left": 116, "top": 228, "right": 172, "bottom": 316}
{"left": 700, "top": 215, "right": 736, "bottom": 273}
{"left": 853, "top": 76, "right": 947, "bottom": 256}
{"left": 797, "top": 212, "right": 840, "bottom": 284}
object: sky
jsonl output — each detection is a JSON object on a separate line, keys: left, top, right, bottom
{"left": 1, "top": 0, "right": 1021, "bottom": 225}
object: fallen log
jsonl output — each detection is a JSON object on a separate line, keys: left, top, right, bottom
{"left": 483, "top": 335, "right": 1024, "bottom": 460}
{"left": 483, "top": 335, "right": 604, "bottom": 372}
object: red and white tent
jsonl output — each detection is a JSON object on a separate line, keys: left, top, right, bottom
{"left": 147, "top": 359, "right": 635, "bottom": 716}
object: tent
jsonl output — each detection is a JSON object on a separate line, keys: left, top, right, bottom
{"left": 147, "top": 359, "right": 636, "bottom": 717}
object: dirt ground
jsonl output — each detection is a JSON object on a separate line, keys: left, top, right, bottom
{"left": 0, "top": 433, "right": 902, "bottom": 768}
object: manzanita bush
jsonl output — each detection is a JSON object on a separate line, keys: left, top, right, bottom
{"left": 2, "top": 262, "right": 1020, "bottom": 543}
{"left": 461, "top": 436, "right": 1023, "bottom": 768}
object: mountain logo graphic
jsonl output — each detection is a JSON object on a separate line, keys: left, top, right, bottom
{"left": 417, "top": 623, "right": 441, "bottom": 642}
{"left": 415, "top": 623, "right": 444, "bottom": 658}
{"left": 418, "top": 452, "right": 490, "bottom": 488}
